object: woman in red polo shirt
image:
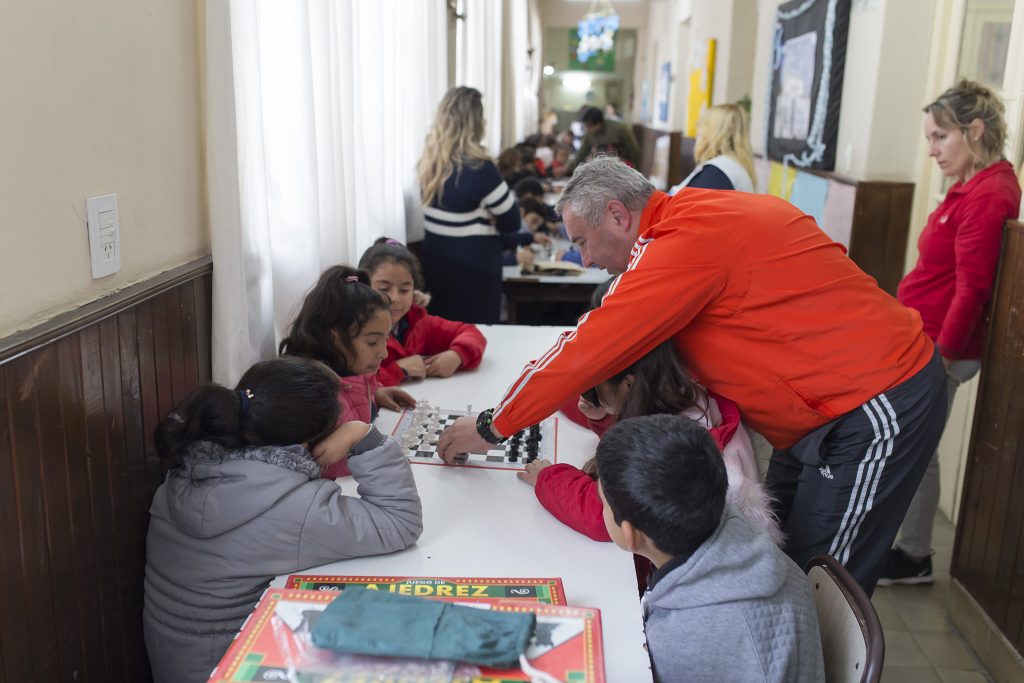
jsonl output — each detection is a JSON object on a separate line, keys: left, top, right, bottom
{"left": 882, "top": 80, "right": 1022, "bottom": 585}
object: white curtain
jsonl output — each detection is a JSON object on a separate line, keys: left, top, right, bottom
{"left": 456, "top": 0, "right": 538, "bottom": 154}
{"left": 502, "top": 0, "right": 539, "bottom": 146}
{"left": 205, "top": 0, "right": 447, "bottom": 384}
{"left": 456, "top": 0, "right": 505, "bottom": 156}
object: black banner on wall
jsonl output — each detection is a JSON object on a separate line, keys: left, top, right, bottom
{"left": 766, "top": 0, "right": 852, "bottom": 171}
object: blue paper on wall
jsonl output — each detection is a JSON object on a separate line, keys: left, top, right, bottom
{"left": 789, "top": 171, "right": 830, "bottom": 229}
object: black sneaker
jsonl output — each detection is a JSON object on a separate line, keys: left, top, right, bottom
{"left": 876, "top": 547, "right": 934, "bottom": 586}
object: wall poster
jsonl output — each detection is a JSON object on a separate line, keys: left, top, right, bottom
{"left": 766, "top": 0, "right": 852, "bottom": 170}
{"left": 657, "top": 62, "right": 672, "bottom": 124}
{"left": 686, "top": 39, "right": 717, "bottom": 137}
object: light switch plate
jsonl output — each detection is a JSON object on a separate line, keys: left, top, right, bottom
{"left": 86, "top": 194, "right": 120, "bottom": 278}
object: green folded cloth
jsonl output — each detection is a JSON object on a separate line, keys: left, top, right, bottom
{"left": 311, "top": 588, "right": 535, "bottom": 669}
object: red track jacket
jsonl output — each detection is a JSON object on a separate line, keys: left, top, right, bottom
{"left": 493, "top": 189, "right": 935, "bottom": 448}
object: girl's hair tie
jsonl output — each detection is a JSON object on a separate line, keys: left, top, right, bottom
{"left": 385, "top": 238, "right": 403, "bottom": 247}
{"left": 345, "top": 275, "right": 360, "bottom": 283}
{"left": 237, "top": 388, "right": 254, "bottom": 416}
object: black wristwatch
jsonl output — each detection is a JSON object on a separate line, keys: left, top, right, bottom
{"left": 476, "top": 409, "right": 505, "bottom": 445}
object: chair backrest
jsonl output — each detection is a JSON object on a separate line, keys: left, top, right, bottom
{"left": 805, "top": 554, "right": 885, "bottom": 683}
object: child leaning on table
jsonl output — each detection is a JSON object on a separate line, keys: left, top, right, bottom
{"left": 520, "top": 340, "right": 780, "bottom": 545}
{"left": 595, "top": 415, "right": 824, "bottom": 683}
{"left": 280, "top": 264, "right": 416, "bottom": 478}
{"left": 143, "top": 356, "right": 422, "bottom": 683}
{"left": 358, "top": 238, "right": 486, "bottom": 386}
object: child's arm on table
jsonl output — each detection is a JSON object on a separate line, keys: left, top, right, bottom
{"left": 378, "top": 358, "right": 411, "bottom": 387}
{"left": 424, "top": 351, "right": 462, "bottom": 378}
{"left": 418, "top": 315, "right": 487, "bottom": 375}
{"left": 312, "top": 421, "right": 373, "bottom": 470}
{"left": 299, "top": 428, "right": 423, "bottom": 568}
{"left": 519, "top": 461, "right": 611, "bottom": 542}
{"left": 559, "top": 396, "right": 616, "bottom": 438}
{"left": 375, "top": 386, "right": 417, "bottom": 411}
{"left": 395, "top": 355, "right": 428, "bottom": 381}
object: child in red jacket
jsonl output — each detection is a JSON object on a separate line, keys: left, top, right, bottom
{"left": 520, "top": 340, "right": 779, "bottom": 544}
{"left": 520, "top": 340, "right": 778, "bottom": 593}
{"left": 359, "top": 239, "right": 486, "bottom": 386}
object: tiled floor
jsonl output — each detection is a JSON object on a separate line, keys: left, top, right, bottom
{"left": 875, "top": 513, "right": 993, "bottom": 682}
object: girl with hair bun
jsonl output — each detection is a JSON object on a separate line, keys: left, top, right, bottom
{"left": 143, "top": 355, "right": 422, "bottom": 683}
{"left": 882, "top": 80, "right": 1022, "bottom": 585}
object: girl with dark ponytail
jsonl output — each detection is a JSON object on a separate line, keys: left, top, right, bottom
{"left": 279, "top": 264, "right": 416, "bottom": 478}
{"left": 144, "top": 356, "right": 423, "bottom": 683}
{"left": 153, "top": 356, "right": 341, "bottom": 465}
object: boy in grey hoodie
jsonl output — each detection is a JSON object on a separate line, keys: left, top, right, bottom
{"left": 595, "top": 415, "right": 824, "bottom": 683}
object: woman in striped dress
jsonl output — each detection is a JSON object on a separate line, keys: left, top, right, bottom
{"left": 417, "top": 87, "right": 536, "bottom": 323}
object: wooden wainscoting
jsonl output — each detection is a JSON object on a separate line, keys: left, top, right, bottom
{"left": 951, "top": 220, "right": 1024, "bottom": 671}
{"left": 0, "top": 256, "right": 212, "bottom": 682}
{"left": 845, "top": 180, "right": 915, "bottom": 296}
{"left": 632, "top": 124, "right": 684, "bottom": 189}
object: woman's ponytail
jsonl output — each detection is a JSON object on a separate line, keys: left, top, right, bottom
{"left": 153, "top": 356, "right": 341, "bottom": 467}
{"left": 154, "top": 385, "right": 246, "bottom": 466}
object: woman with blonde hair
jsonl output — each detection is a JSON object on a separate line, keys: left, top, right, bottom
{"left": 881, "top": 79, "right": 1021, "bottom": 585}
{"left": 670, "top": 103, "right": 756, "bottom": 193}
{"left": 417, "top": 86, "right": 541, "bottom": 323}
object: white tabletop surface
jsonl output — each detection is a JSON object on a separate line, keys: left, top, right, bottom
{"left": 272, "top": 324, "right": 652, "bottom": 682}
{"left": 502, "top": 264, "right": 612, "bottom": 285}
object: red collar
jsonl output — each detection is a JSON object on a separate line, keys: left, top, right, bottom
{"left": 948, "top": 160, "right": 1015, "bottom": 196}
{"left": 404, "top": 304, "right": 427, "bottom": 326}
{"left": 638, "top": 190, "right": 671, "bottom": 237}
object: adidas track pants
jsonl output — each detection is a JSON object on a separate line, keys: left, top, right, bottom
{"left": 765, "top": 350, "right": 947, "bottom": 595}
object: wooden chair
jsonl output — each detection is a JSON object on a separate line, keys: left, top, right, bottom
{"left": 805, "top": 554, "right": 885, "bottom": 683}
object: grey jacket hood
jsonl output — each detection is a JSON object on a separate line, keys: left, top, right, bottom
{"left": 647, "top": 508, "right": 789, "bottom": 610}
{"left": 165, "top": 441, "right": 322, "bottom": 539}
{"left": 642, "top": 508, "right": 824, "bottom": 683}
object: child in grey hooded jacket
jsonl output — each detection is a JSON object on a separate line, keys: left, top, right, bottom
{"left": 143, "top": 356, "right": 423, "bottom": 683}
{"left": 595, "top": 414, "right": 824, "bottom": 683}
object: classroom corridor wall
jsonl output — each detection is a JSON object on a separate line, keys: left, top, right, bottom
{"left": 0, "top": 0, "right": 210, "bottom": 339}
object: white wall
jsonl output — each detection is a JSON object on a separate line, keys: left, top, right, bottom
{"left": 751, "top": 0, "right": 935, "bottom": 181}
{"left": 636, "top": 0, "right": 685, "bottom": 128}
{"left": 691, "top": 0, "right": 758, "bottom": 105}
{"left": 0, "top": 0, "right": 208, "bottom": 338}
{"left": 634, "top": 0, "right": 756, "bottom": 130}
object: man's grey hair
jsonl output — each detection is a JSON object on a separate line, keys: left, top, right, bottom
{"left": 555, "top": 156, "right": 655, "bottom": 226}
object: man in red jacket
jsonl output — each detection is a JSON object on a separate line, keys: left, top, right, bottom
{"left": 439, "top": 157, "right": 948, "bottom": 594}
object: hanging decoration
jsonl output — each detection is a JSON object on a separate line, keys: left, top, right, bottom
{"left": 576, "top": 0, "right": 619, "bottom": 63}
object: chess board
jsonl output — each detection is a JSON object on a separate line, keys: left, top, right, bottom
{"left": 390, "top": 405, "right": 557, "bottom": 470}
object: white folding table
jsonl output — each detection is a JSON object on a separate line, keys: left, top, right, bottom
{"left": 272, "top": 324, "right": 652, "bottom": 682}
